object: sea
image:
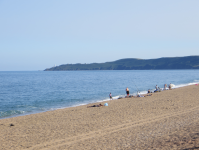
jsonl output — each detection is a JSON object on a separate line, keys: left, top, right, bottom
{"left": 0, "top": 70, "right": 199, "bottom": 119}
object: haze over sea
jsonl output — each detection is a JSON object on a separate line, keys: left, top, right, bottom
{"left": 0, "top": 70, "right": 199, "bottom": 119}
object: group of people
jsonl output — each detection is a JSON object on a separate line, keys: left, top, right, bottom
{"left": 110, "top": 83, "right": 173, "bottom": 100}
{"left": 155, "top": 83, "right": 173, "bottom": 92}
{"left": 87, "top": 87, "right": 132, "bottom": 108}
{"left": 108, "top": 87, "right": 130, "bottom": 100}
{"left": 88, "top": 83, "right": 174, "bottom": 108}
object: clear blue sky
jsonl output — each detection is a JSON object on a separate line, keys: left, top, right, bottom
{"left": 0, "top": 0, "right": 199, "bottom": 71}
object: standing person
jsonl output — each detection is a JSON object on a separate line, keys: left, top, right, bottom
{"left": 164, "top": 84, "right": 167, "bottom": 90}
{"left": 126, "top": 87, "right": 129, "bottom": 96}
{"left": 169, "top": 83, "right": 172, "bottom": 90}
{"left": 109, "top": 93, "right": 113, "bottom": 100}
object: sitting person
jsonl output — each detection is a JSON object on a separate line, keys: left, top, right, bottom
{"left": 155, "top": 85, "right": 158, "bottom": 90}
{"left": 87, "top": 103, "right": 103, "bottom": 108}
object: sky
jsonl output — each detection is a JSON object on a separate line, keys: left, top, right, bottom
{"left": 0, "top": 0, "right": 199, "bottom": 71}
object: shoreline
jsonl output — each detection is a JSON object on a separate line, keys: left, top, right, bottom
{"left": 1, "top": 81, "right": 198, "bottom": 120}
{"left": 1, "top": 84, "right": 199, "bottom": 149}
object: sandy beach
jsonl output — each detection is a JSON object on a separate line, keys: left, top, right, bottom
{"left": 1, "top": 85, "right": 199, "bottom": 149}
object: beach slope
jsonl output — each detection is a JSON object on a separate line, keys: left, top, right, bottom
{"left": 1, "top": 85, "right": 199, "bottom": 149}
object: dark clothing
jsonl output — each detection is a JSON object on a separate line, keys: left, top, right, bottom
{"left": 127, "top": 91, "right": 129, "bottom": 95}
{"left": 92, "top": 105, "right": 100, "bottom": 107}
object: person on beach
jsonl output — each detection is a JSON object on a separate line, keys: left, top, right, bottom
{"left": 158, "top": 87, "right": 161, "bottom": 91}
{"left": 169, "top": 83, "right": 172, "bottom": 90}
{"left": 109, "top": 93, "right": 113, "bottom": 100}
{"left": 148, "top": 89, "right": 150, "bottom": 93}
{"left": 126, "top": 87, "right": 129, "bottom": 96}
{"left": 155, "top": 85, "right": 158, "bottom": 90}
{"left": 164, "top": 84, "right": 167, "bottom": 90}
{"left": 87, "top": 103, "right": 103, "bottom": 108}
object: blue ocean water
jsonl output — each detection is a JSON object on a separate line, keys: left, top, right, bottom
{"left": 0, "top": 70, "right": 199, "bottom": 119}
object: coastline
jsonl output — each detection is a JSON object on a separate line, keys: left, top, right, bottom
{"left": 1, "top": 84, "right": 199, "bottom": 149}
{"left": 1, "top": 70, "right": 199, "bottom": 120}
{"left": 1, "top": 81, "right": 198, "bottom": 120}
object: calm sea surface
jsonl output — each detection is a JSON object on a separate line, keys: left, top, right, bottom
{"left": 0, "top": 70, "right": 199, "bottom": 119}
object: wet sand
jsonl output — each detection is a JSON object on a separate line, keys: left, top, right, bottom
{"left": 0, "top": 85, "right": 199, "bottom": 149}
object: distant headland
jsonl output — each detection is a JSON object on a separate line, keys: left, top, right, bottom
{"left": 44, "top": 56, "right": 199, "bottom": 71}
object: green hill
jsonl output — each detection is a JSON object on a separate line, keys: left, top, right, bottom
{"left": 44, "top": 56, "right": 199, "bottom": 71}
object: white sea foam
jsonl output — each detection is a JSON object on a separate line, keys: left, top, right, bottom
{"left": 172, "top": 81, "right": 199, "bottom": 89}
{"left": 139, "top": 91, "right": 148, "bottom": 95}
